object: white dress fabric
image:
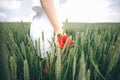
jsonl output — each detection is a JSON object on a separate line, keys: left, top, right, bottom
{"left": 30, "top": 0, "right": 66, "bottom": 58}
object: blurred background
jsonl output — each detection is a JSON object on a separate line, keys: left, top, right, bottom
{"left": 0, "top": 0, "right": 120, "bottom": 22}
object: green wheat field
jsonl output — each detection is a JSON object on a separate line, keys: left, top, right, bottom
{"left": 0, "top": 22, "right": 120, "bottom": 80}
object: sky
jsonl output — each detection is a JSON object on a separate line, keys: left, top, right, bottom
{"left": 0, "top": 0, "right": 120, "bottom": 22}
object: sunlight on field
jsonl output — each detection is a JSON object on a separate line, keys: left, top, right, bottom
{"left": 0, "top": 22, "right": 120, "bottom": 80}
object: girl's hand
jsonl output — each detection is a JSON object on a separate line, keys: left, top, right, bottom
{"left": 54, "top": 27, "right": 63, "bottom": 46}
{"left": 55, "top": 27, "right": 63, "bottom": 35}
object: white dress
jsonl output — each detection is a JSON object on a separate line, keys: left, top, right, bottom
{"left": 30, "top": 0, "right": 67, "bottom": 58}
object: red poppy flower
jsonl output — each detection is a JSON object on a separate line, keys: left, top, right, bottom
{"left": 69, "top": 40, "right": 74, "bottom": 47}
{"left": 57, "top": 35, "right": 74, "bottom": 48}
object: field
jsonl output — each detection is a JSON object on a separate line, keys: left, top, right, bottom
{"left": 0, "top": 22, "right": 120, "bottom": 80}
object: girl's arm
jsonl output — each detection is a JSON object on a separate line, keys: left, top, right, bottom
{"left": 41, "top": 0, "right": 63, "bottom": 34}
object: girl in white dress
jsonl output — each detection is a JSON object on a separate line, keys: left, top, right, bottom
{"left": 30, "top": 0, "right": 67, "bottom": 58}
